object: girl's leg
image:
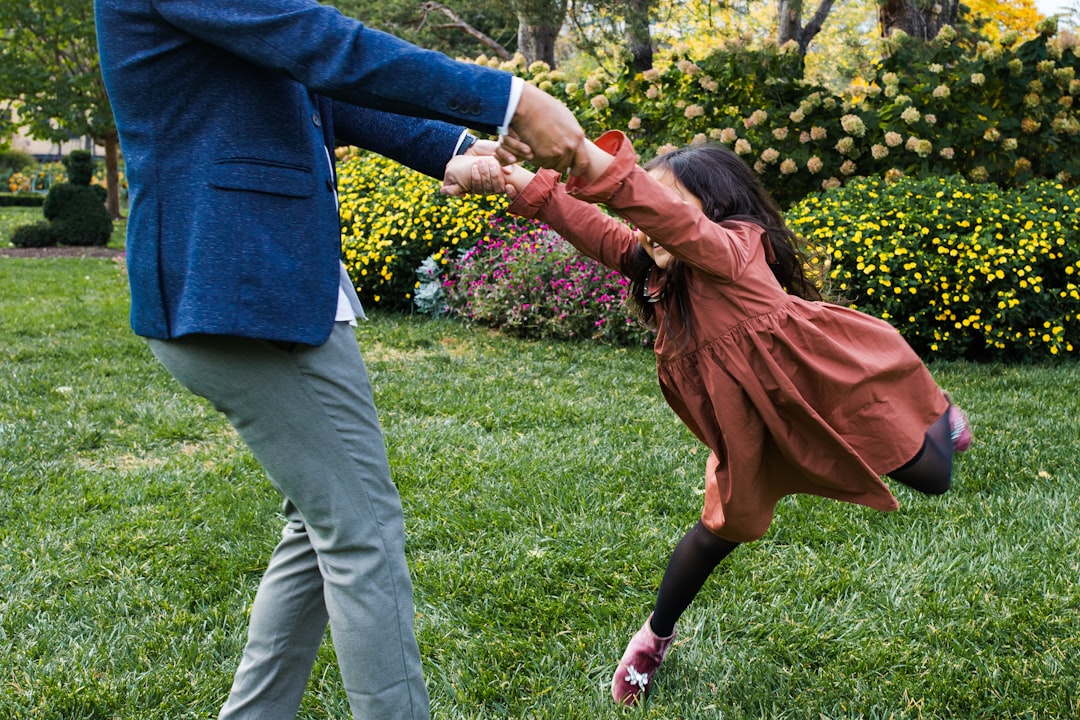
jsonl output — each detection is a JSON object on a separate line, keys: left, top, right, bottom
{"left": 888, "top": 402, "right": 971, "bottom": 495}
{"left": 651, "top": 521, "right": 740, "bottom": 636}
{"left": 612, "top": 521, "right": 738, "bottom": 705}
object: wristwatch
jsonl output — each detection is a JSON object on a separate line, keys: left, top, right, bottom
{"left": 456, "top": 132, "right": 478, "bottom": 155}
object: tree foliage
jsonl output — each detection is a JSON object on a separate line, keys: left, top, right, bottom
{"left": 0, "top": 0, "right": 122, "bottom": 219}
{"left": 565, "top": 0, "right": 657, "bottom": 76}
{"left": 965, "top": 0, "right": 1044, "bottom": 41}
{"left": 323, "top": 0, "right": 520, "bottom": 58}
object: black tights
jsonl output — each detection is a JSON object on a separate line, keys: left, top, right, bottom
{"left": 650, "top": 521, "right": 739, "bottom": 637}
{"left": 885, "top": 408, "right": 954, "bottom": 495}
{"left": 648, "top": 408, "right": 955, "bottom": 638}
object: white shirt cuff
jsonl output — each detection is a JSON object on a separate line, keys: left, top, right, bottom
{"left": 499, "top": 77, "right": 524, "bottom": 136}
{"left": 453, "top": 130, "right": 471, "bottom": 155}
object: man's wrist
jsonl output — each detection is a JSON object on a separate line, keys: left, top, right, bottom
{"left": 456, "top": 132, "right": 478, "bottom": 156}
{"left": 500, "top": 77, "right": 525, "bottom": 135}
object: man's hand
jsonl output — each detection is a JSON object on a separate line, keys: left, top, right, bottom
{"left": 508, "top": 83, "right": 587, "bottom": 174}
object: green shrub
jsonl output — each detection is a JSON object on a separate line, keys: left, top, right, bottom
{"left": 1, "top": 150, "right": 36, "bottom": 194}
{"left": 40, "top": 151, "right": 113, "bottom": 247}
{"left": 64, "top": 150, "right": 95, "bottom": 185}
{"left": 0, "top": 149, "right": 35, "bottom": 175}
{"left": 337, "top": 149, "right": 507, "bottom": 311}
{"left": 788, "top": 175, "right": 1079, "bottom": 361}
{"left": 42, "top": 183, "right": 113, "bottom": 246}
{"left": 10, "top": 221, "right": 59, "bottom": 248}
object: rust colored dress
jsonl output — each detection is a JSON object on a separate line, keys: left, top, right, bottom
{"left": 507, "top": 131, "right": 949, "bottom": 543}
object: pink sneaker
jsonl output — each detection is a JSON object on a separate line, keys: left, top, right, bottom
{"left": 611, "top": 614, "right": 676, "bottom": 705}
{"left": 948, "top": 403, "right": 973, "bottom": 453}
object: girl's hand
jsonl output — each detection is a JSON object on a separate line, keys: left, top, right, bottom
{"left": 441, "top": 155, "right": 508, "bottom": 196}
{"left": 570, "top": 138, "right": 616, "bottom": 182}
{"left": 496, "top": 130, "right": 533, "bottom": 166}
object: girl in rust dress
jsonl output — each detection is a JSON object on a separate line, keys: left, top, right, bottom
{"left": 445, "top": 130, "right": 973, "bottom": 705}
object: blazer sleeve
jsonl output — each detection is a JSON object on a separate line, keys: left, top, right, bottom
{"left": 330, "top": 101, "right": 462, "bottom": 180}
{"left": 151, "top": 0, "right": 513, "bottom": 134}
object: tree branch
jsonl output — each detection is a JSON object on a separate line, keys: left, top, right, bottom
{"left": 802, "top": 0, "right": 836, "bottom": 41}
{"left": 416, "top": 2, "right": 511, "bottom": 60}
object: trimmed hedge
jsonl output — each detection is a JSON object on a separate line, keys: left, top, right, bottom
{"left": 10, "top": 222, "right": 58, "bottom": 248}
{"left": 0, "top": 193, "right": 45, "bottom": 207}
{"left": 789, "top": 175, "right": 1078, "bottom": 361}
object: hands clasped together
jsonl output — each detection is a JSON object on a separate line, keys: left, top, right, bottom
{"left": 441, "top": 126, "right": 616, "bottom": 201}
{"left": 440, "top": 80, "right": 627, "bottom": 199}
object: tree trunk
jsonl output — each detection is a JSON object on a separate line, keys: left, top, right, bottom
{"left": 512, "top": 0, "right": 566, "bottom": 66}
{"left": 778, "top": 0, "right": 804, "bottom": 47}
{"left": 100, "top": 130, "right": 122, "bottom": 220}
{"left": 878, "top": 0, "right": 959, "bottom": 39}
{"left": 625, "top": 0, "right": 653, "bottom": 72}
{"left": 778, "top": 0, "right": 836, "bottom": 55}
{"left": 517, "top": 19, "right": 559, "bottom": 66}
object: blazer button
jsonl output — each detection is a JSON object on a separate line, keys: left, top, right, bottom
{"left": 326, "top": 179, "right": 335, "bottom": 191}
{"left": 312, "top": 114, "right": 322, "bottom": 127}
{"left": 448, "top": 99, "right": 460, "bottom": 111}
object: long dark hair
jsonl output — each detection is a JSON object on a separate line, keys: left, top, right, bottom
{"left": 626, "top": 143, "right": 822, "bottom": 327}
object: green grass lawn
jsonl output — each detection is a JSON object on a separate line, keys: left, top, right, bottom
{"left": 1, "top": 257, "right": 1077, "bottom": 719}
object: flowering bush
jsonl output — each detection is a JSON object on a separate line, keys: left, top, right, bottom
{"left": 336, "top": 25, "right": 1079, "bottom": 355}
{"left": 8, "top": 172, "right": 31, "bottom": 194}
{"left": 788, "top": 174, "right": 1079, "bottom": 361}
{"left": 478, "top": 24, "right": 1078, "bottom": 208}
{"left": 32, "top": 163, "right": 66, "bottom": 192}
{"left": 442, "top": 215, "right": 652, "bottom": 345}
{"left": 5, "top": 164, "right": 67, "bottom": 194}
{"left": 337, "top": 149, "right": 507, "bottom": 310}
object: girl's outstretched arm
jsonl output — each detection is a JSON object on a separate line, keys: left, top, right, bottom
{"left": 567, "top": 132, "right": 760, "bottom": 282}
{"left": 441, "top": 144, "right": 640, "bottom": 277}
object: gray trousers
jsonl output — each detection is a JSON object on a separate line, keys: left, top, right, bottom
{"left": 149, "top": 323, "right": 429, "bottom": 720}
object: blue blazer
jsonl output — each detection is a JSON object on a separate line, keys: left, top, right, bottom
{"left": 95, "top": 0, "right": 514, "bottom": 344}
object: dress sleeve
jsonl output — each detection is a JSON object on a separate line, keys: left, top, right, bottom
{"left": 565, "top": 131, "right": 764, "bottom": 283}
{"left": 507, "top": 169, "right": 641, "bottom": 277}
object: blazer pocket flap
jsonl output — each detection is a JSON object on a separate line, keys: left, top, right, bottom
{"left": 210, "top": 158, "right": 316, "bottom": 198}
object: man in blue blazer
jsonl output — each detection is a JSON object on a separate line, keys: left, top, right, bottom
{"left": 94, "top": 1, "right": 585, "bottom": 718}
